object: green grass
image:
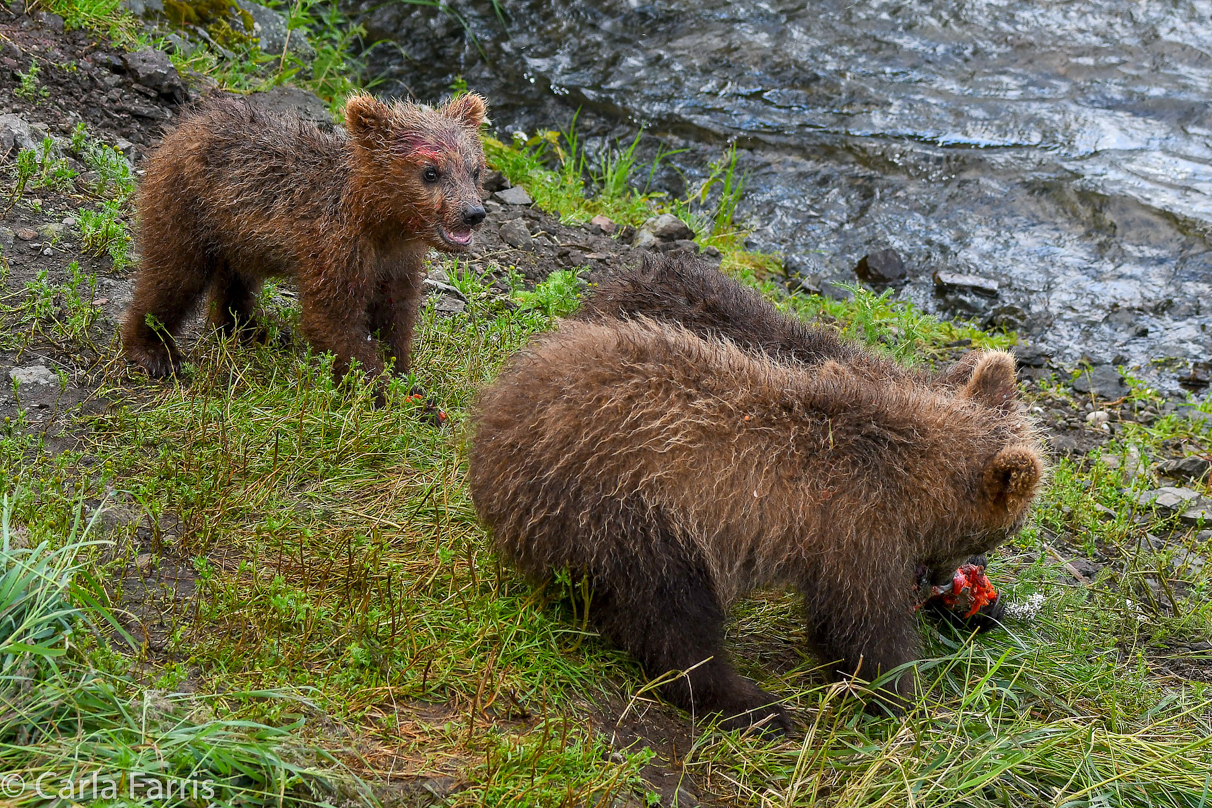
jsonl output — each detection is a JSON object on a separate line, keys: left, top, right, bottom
{"left": 4, "top": 3, "right": 1212, "bottom": 803}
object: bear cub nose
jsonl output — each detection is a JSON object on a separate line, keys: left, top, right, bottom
{"left": 462, "top": 205, "right": 487, "bottom": 226}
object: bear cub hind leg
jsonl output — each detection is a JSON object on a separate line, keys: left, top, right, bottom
{"left": 207, "top": 266, "right": 267, "bottom": 342}
{"left": 589, "top": 537, "right": 791, "bottom": 735}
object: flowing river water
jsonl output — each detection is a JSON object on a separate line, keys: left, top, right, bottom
{"left": 352, "top": 0, "right": 1212, "bottom": 389}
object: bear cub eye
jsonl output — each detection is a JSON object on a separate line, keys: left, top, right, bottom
{"left": 422, "top": 166, "right": 440, "bottom": 183}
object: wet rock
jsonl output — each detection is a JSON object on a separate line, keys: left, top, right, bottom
{"left": 1178, "top": 363, "right": 1211, "bottom": 390}
{"left": 643, "top": 213, "right": 695, "bottom": 242}
{"left": 9, "top": 365, "right": 58, "bottom": 387}
{"left": 1177, "top": 407, "right": 1212, "bottom": 428}
{"left": 988, "top": 304, "right": 1029, "bottom": 332}
{"left": 1072, "top": 364, "right": 1128, "bottom": 399}
{"left": 494, "top": 185, "right": 532, "bottom": 206}
{"left": 121, "top": 48, "right": 188, "bottom": 103}
{"left": 499, "top": 219, "right": 534, "bottom": 250}
{"left": 1156, "top": 457, "right": 1211, "bottom": 483}
{"left": 932, "top": 270, "right": 999, "bottom": 297}
{"left": 854, "top": 248, "right": 906, "bottom": 285}
{"left": 1012, "top": 343, "right": 1052, "bottom": 368}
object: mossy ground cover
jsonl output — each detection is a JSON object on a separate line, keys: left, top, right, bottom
{"left": 3, "top": 3, "right": 1212, "bottom": 806}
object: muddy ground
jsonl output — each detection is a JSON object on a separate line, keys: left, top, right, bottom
{"left": 2, "top": 8, "right": 1211, "bottom": 806}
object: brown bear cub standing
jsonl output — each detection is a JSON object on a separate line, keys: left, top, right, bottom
{"left": 122, "top": 92, "right": 488, "bottom": 381}
{"left": 469, "top": 319, "right": 1044, "bottom": 733}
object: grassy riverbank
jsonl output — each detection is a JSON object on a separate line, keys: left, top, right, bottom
{"left": 3, "top": 1, "right": 1212, "bottom": 806}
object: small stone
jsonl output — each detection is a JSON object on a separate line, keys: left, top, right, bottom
{"left": 1181, "top": 506, "right": 1211, "bottom": 526}
{"left": 673, "top": 786, "right": 700, "bottom": 807}
{"left": 121, "top": 48, "right": 189, "bottom": 103}
{"left": 632, "top": 229, "right": 659, "bottom": 250}
{"left": 1190, "top": 641, "right": 1212, "bottom": 653}
{"left": 1086, "top": 410, "right": 1110, "bottom": 430}
{"left": 434, "top": 295, "right": 466, "bottom": 315}
{"left": 589, "top": 214, "right": 616, "bottom": 235}
{"left": 1072, "top": 364, "right": 1128, "bottom": 399}
{"left": 37, "top": 11, "right": 64, "bottom": 31}
{"left": 40, "top": 223, "right": 63, "bottom": 241}
{"left": 702, "top": 245, "right": 722, "bottom": 259}
{"left": 1177, "top": 407, "right": 1212, "bottom": 428}
{"left": 0, "top": 228, "right": 13, "bottom": 248}
{"left": 499, "top": 218, "right": 534, "bottom": 250}
{"left": 1156, "top": 456, "right": 1211, "bottom": 483}
{"left": 15, "top": 228, "right": 37, "bottom": 241}
{"left": 481, "top": 169, "right": 508, "bottom": 193}
{"left": 113, "top": 137, "right": 136, "bottom": 157}
{"left": 61, "top": 216, "right": 77, "bottom": 228}
{"left": 494, "top": 186, "right": 533, "bottom": 206}
{"left": 644, "top": 213, "right": 695, "bottom": 242}
{"left": 1134, "top": 487, "right": 1202, "bottom": 512}
{"left": 9, "top": 365, "right": 57, "bottom": 386}
{"left": 932, "top": 270, "right": 999, "bottom": 297}
{"left": 233, "top": 0, "right": 315, "bottom": 60}
{"left": 1012, "top": 345, "right": 1052, "bottom": 368}
{"left": 659, "top": 238, "right": 699, "bottom": 254}
{"left": 854, "top": 248, "right": 906, "bottom": 284}
{"left": 41, "top": 246, "right": 52, "bottom": 256}
{"left": 1067, "top": 557, "right": 1102, "bottom": 580}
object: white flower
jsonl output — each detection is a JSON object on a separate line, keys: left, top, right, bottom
{"left": 1004, "top": 592, "right": 1046, "bottom": 620}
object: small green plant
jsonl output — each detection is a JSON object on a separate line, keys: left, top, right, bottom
{"left": 79, "top": 198, "right": 132, "bottom": 269}
{"left": 69, "top": 121, "right": 88, "bottom": 155}
{"left": 82, "top": 141, "right": 135, "bottom": 202}
{"left": 15, "top": 58, "right": 49, "bottom": 102}
{"left": 514, "top": 268, "right": 585, "bottom": 319}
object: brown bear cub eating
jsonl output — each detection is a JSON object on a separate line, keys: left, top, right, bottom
{"left": 122, "top": 92, "right": 488, "bottom": 381}
{"left": 579, "top": 252, "right": 1010, "bottom": 624}
{"left": 469, "top": 319, "right": 1044, "bottom": 734}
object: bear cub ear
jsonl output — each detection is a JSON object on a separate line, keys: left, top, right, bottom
{"left": 345, "top": 94, "right": 392, "bottom": 141}
{"left": 983, "top": 445, "right": 1044, "bottom": 507}
{"left": 962, "top": 351, "right": 1018, "bottom": 410}
{"left": 443, "top": 93, "right": 489, "bottom": 130}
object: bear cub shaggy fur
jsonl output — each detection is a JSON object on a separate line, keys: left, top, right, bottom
{"left": 578, "top": 251, "right": 986, "bottom": 392}
{"left": 579, "top": 253, "right": 1009, "bottom": 624}
{"left": 469, "top": 317, "right": 1044, "bottom": 733}
{"left": 122, "top": 92, "right": 488, "bottom": 381}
